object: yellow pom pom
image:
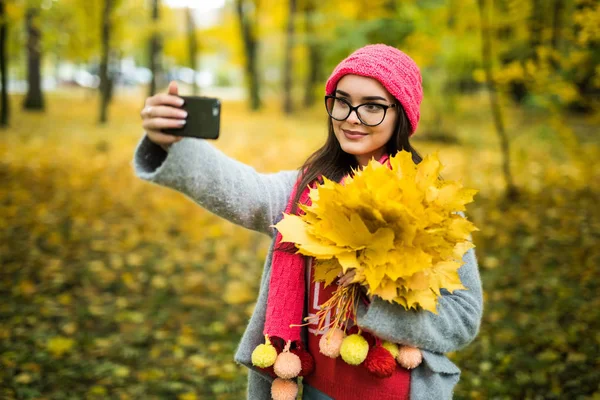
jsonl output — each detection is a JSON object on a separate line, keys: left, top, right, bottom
{"left": 274, "top": 351, "right": 302, "bottom": 379}
{"left": 319, "top": 328, "right": 345, "bottom": 358}
{"left": 382, "top": 341, "right": 400, "bottom": 359}
{"left": 251, "top": 342, "right": 277, "bottom": 368}
{"left": 397, "top": 345, "right": 422, "bottom": 369}
{"left": 271, "top": 378, "right": 298, "bottom": 400}
{"left": 340, "top": 334, "right": 369, "bottom": 365}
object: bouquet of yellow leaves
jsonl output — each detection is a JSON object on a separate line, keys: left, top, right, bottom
{"left": 274, "top": 150, "right": 479, "bottom": 336}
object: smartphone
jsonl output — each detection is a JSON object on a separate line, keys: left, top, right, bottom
{"left": 162, "top": 96, "right": 221, "bottom": 140}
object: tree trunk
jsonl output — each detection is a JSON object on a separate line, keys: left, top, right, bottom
{"left": 447, "top": 0, "right": 456, "bottom": 28}
{"left": 99, "top": 0, "right": 112, "bottom": 124}
{"left": 549, "top": 0, "right": 565, "bottom": 72}
{"left": 303, "top": 0, "right": 321, "bottom": 108}
{"left": 23, "top": 7, "right": 44, "bottom": 111}
{"left": 283, "top": 0, "right": 296, "bottom": 114}
{"left": 551, "top": 0, "right": 564, "bottom": 51}
{"left": 149, "top": 0, "right": 162, "bottom": 97}
{"left": 0, "top": 0, "right": 9, "bottom": 127}
{"left": 186, "top": 7, "right": 198, "bottom": 95}
{"left": 529, "top": 0, "right": 543, "bottom": 57}
{"left": 477, "top": 0, "right": 518, "bottom": 200}
{"left": 235, "top": 0, "right": 261, "bottom": 111}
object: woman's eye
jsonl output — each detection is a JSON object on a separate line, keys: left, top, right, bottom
{"left": 363, "top": 104, "right": 384, "bottom": 112}
{"left": 335, "top": 99, "right": 350, "bottom": 108}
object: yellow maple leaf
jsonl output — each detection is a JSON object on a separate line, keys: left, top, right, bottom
{"left": 274, "top": 213, "right": 347, "bottom": 257}
{"left": 313, "top": 258, "right": 343, "bottom": 287}
{"left": 415, "top": 151, "right": 444, "bottom": 192}
{"left": 428, "top": 261, "right": 467, "bottom": 295}
{"left": 405, "top": 271, "right": 429, "bottom": 291}
{"left": 404, "top": 288, "right": 439, "bottom": 313}
{"left": 372, "top": 277, "right": 398, "bottom": 301}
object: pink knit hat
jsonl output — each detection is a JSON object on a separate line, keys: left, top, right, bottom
{"left": 325, "top": 44, "right": 423, "bottom": 135}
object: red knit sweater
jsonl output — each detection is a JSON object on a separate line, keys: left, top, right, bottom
{"left": 303, "top": 257, "right": 411, "bottom": 400}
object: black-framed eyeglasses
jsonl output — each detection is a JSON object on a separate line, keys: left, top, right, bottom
{"left": 324, "top": 95, "right": 397, "bottom": 127}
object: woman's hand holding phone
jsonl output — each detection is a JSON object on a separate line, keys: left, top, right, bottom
{"left": 140, "top": 81, "right": 187, "bottom": 152}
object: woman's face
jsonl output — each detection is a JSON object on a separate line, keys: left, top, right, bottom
{"left": 330, "top": 74, "right": 397, "bottom": 167}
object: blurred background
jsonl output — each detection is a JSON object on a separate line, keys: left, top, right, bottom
{"left": 0, "top": 0, "right": 598, "bottom": 399}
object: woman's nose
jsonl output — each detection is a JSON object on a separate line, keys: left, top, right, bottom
{"left": 346, "top": 109, "right": 361, "bottom": 124}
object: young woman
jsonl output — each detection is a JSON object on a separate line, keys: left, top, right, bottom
{"left": 134, "top": 44, "right": 483, "bottom": 400}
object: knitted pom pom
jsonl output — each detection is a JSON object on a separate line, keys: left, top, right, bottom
{"left": 340, "top": 334, "right": 369, "bottom": 365}
{"left": 397, "top": 345, "right": 423, "bottom": 369}
{"left": 274, "top": 351, "right": 302, "bottom": 379}
{"left": 271, "top": 378, "right": 298, "bottom": 400}
{"left": 381, "top": 341, "right": 400, "bottom": 359}
{"left": 290, "top": 345, "right": 314, "bottom": 376}
{"left": 364, "top": 345, "right": 397, "bottom": 378}
{"left": 251, "top": 337, "right": 278, "bottom": 368}
{"left": 319, "top": 328, "right": 345, "bottom": 358}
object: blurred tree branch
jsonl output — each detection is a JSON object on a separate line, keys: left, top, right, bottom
{"left": 477, "top": 0, "right": 518, "bottom": 200}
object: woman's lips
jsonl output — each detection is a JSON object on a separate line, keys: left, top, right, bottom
{"left": 343, "top": 129, "right": 367, "bottom": 140}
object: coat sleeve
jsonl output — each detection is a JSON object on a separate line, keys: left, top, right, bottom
{"left": 246, "top": 369, "right": 273, "bottom": 400}
{"left": 356, "top": 214, "right": 483, "bottom": 354}
{"left": 131, "top": 134, "right": 299, "bottom": 237}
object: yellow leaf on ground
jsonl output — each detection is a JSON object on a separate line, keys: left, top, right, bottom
{"left": 47, "top": 336, "right": 75, "bottom": 358}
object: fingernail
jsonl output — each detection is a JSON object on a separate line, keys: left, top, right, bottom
{"left": 178, "top": 120, "right": 186, "bottom": 125}
{"left": 181, "top": 111, "right": 188, "bottom": 118}
{"left": 178, "top": 98, "right": 184, "bottom": 106}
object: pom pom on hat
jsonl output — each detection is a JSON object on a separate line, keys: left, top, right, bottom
{"left": 271, "top": 378, "right": 298, "bottom": 400}
{"left": 364, "top": 345, "right": 397, "bottom": 378}
{"left": 397, "top": 345, "right": 423, "bottom": 369}
{"left": 325, "top": 44, "right": 423, "bottom": 135}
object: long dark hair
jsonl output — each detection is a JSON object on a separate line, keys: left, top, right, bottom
{"left": 289, "top": 102, "right": 423, "bottom": 215}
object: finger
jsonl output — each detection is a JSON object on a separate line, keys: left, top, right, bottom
{"left": 146, "top": 93, "right": 185, "bottom": 107}
{"left": 146, "top": 130, "right": 184, "bottom": 144}
{"left": 167, "top": 80, "right": 179, "bottom": 96}
{"left": 142, "top": 105, "right": 187, "bottom": 120}
{"left": 143, "top": 117, "right": 187, "bottom": 131}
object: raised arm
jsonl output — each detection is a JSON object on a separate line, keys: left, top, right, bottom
{"left": 132, "top": 134, "right": 298, "bottom": 237}
{"left": 356, "top": 216, "right": 483, "bottom": 354}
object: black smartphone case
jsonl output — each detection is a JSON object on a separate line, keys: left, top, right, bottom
{"left": 162, "top": 96, "right": 221, "bottom": 140}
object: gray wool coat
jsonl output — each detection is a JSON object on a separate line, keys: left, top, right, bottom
{"left": 131, "top": 135, "right": 484, "bottom": 400}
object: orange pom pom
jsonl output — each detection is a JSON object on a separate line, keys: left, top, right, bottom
{"left": 397, "top": 345, "right": 422, "bottom": 369}
{"left": 319, "top": 328, "right": 345, "bottom": 358}
{"left": 274, "top": 351, "right": 302, "bottom": 379}
{"left": 271, "top": 378, "right": 298, "bottom": 400}
{"left": 364, "top": 345, "right": 397, "bottom": 378}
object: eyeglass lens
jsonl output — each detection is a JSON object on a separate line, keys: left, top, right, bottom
{"left": 326, "top": 97, "right": 386, "bottom": 126}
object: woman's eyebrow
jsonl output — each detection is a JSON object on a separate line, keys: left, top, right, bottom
{"left": 335, "top": 90, "right": 388, "bottom": 102}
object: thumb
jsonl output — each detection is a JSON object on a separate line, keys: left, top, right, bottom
{"left": 167, "top": 80, "right": 178, "bottom": 96}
